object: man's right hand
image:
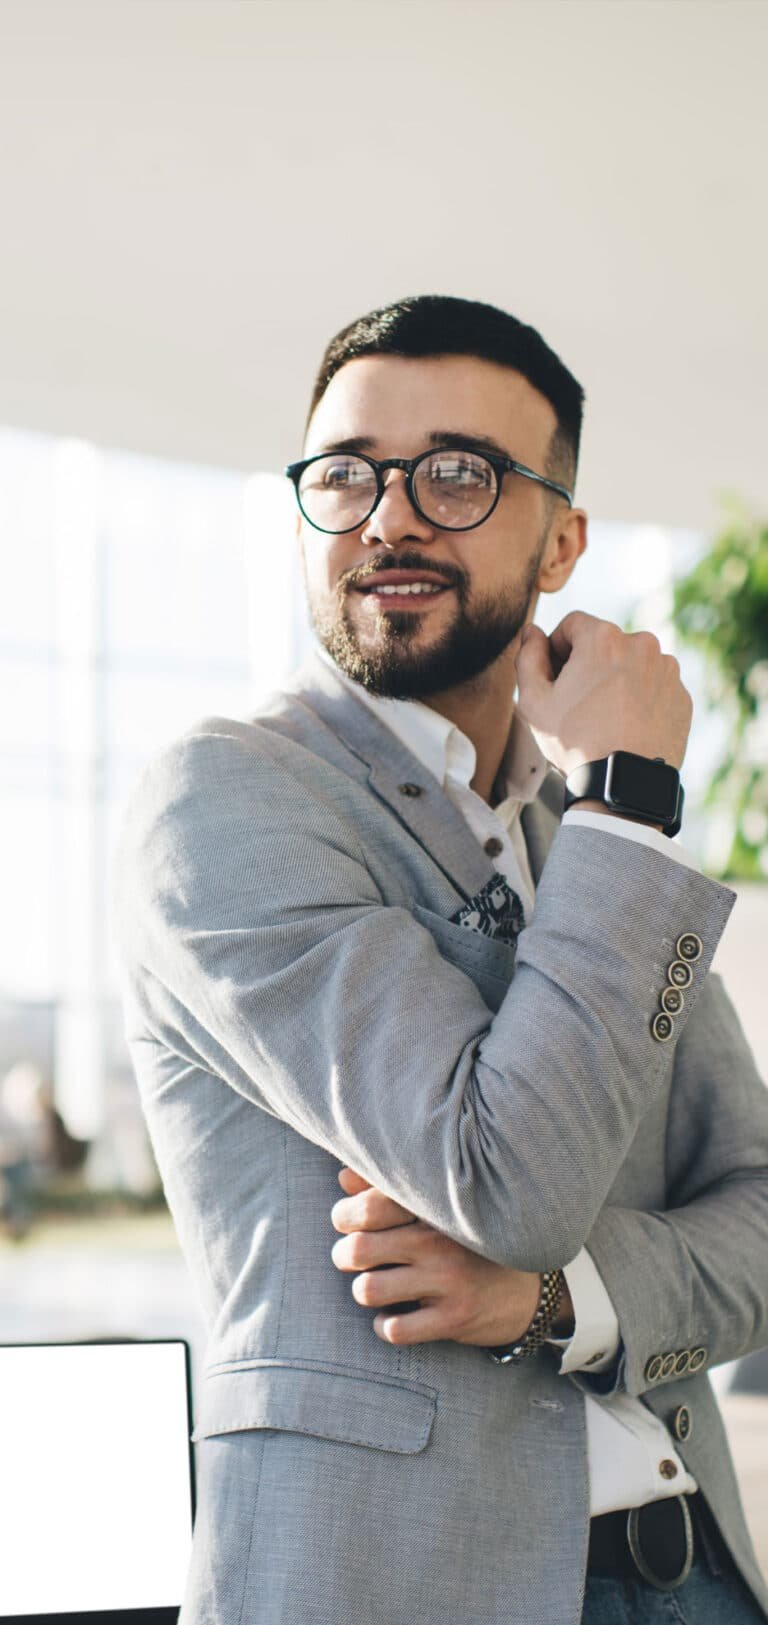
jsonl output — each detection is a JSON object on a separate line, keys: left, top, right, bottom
{"left": 514, "top": 611, "right": 693, "bottom": 776}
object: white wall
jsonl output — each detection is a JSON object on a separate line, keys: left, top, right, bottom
{"left": 0, "top": 0, "right": 766, "bottom": 528}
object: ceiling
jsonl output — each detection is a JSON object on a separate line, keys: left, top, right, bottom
{"left": 1, "top": 0, "right": 766, "bottom": 528}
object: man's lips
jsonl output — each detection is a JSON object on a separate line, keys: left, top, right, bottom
{"left": 354, "top": 584, "right": 453, "bottom": 609}
{"left": 353, "top": 569, "right": 453, "bottom": 589}
{"left": 350, "top": 569, "right": 456, "bottom": 604}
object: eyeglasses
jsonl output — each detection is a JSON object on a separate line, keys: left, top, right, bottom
{"left": 284, "top": 446, "right": 573, "bottom": 535}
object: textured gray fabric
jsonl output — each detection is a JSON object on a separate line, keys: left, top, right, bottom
{"left": 113, "top": 646, "right": 768, "bottom": 1625}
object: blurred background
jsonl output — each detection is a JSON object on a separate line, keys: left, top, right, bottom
{"left": 1, "top": 0, "right": 767, "bottom": 1575}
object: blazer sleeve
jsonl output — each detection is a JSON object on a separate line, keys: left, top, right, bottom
{"left": 575, "top": 970, "right": 768, "bottom": 1398}
{"left": 112, "top": 725, "right": 736, "bottom": 1273}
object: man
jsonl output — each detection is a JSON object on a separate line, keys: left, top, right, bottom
{"left": 114, "top": 295, "right": 768, "bottom": 1624}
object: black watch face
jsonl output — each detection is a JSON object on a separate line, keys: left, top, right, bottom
{"left": 606, "top": 753, "right": 679, "bottom": 820}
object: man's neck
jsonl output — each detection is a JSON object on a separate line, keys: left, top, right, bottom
{"left": 419, "top": 646, "right": 519, "bottom": 804}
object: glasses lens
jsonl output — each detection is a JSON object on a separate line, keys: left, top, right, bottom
{"left": 413, "top": 450, "right": 497, "bottom": 528}
{"left": 298, "top": 455, "right": 377, "bottom": 531}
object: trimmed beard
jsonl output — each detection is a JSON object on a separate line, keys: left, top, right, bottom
{"left": 305, "top": 540, "right": 546, "bottom": 700}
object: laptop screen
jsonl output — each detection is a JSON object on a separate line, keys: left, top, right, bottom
{"left": 0, "top": 1339, "right": 195, "bottom": 1624}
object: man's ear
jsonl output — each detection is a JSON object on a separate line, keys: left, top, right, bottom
{"left": 536, "top": 507, "right": 587, "bottom": 595}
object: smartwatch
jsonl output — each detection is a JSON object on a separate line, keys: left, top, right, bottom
{"left": 563, "top": 752, "right": 684, "bottom": 838}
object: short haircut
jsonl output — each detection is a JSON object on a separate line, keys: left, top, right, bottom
{"left": 303, "top": 293, "right": 585, "bottom": 490}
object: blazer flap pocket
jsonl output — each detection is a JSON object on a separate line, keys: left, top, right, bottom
{"left": 191, "top": 1359, "right": 437, "bottom": 1454}
{"left": 412, "top": 903, "right": 516, "bottom": 1010}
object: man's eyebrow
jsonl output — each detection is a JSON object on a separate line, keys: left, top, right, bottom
{"left": 314, "top": 431, "right": 513, "bottom": 459}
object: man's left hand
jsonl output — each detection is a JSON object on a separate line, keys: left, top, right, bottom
{"left": 330, "top": 1166, "right": 567, "bottom": 1347}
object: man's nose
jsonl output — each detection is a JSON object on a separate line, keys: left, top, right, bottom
{"left": 359, "top": 469, "right": 435, "bottom": 549}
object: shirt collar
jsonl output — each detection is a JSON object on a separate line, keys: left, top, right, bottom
{"left": 314, "top": 643, "right": 547, "bottom": 806}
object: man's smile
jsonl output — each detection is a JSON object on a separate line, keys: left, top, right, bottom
{"left": 350, "top": 566, "right": 457, "bottom": 611}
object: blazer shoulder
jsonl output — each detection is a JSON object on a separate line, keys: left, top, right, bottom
{"left": 114, "top": 706, "right": 368, "bottom": 901}
{"left": 122, "top": 705, "right": 332, "bottom": 817}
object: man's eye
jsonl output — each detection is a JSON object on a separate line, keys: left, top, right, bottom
{"left": 322, "top": 462, "right": 372, "bottom": 487}
{"left": 430, "top": 457, "right": 490, "bottom": 485}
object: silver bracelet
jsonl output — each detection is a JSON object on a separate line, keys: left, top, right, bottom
{"left": 485, "top": 1268, "right": 566, "bottom": 1365}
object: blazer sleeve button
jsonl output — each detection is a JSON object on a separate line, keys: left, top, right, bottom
{"left": 688, "top": 1347, "right": 708, "bottom": 1373}
{"left": 676, "top": 932, "right": 703, "bottom": 963}
{"left": 661, "top": 1352, "right": 678, "bottom": 1379}
{"left": 661, "top": 986, "right": 684, "bottom": 1016}
{"left": 674, "top": 1350, "right": 692, "bottom": 1376}
{"left": 645, "top": 1355, "right": 664, "bottom": 1383}
{"left": 652, "top": 1012, "right": 674, "bottom": 1042}
{"left": 667, "top": 960, "right": 693, "bottom": 990}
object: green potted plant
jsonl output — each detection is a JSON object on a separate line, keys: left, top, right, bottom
{"left": 670, "top": 503, "right": 768, "bottom": 880}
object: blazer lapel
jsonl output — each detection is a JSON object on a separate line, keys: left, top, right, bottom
{"left": 282, "top": 645, "right": 563, "bottom": 903}
{"left": 520, "top": 773, "right": 565, "bottom": 885}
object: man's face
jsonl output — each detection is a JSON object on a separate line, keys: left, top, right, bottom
{"left": 297, "top": 353, "right": 581, "bottom": 699}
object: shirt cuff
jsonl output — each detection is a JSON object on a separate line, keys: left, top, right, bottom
{"left": 548, "top": 1246, "right": 621, "bottom": 1375}
{"left": 561, "top": 809, "right": 699, "bottom": 871}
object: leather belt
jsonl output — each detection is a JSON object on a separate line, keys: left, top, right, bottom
{"left": 587, "top": 1492, "right": 735, "bottom": 1592}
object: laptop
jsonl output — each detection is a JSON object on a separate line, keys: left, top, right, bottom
{"left": 0, "top": 1339, "right": 195, "bottom": 1624}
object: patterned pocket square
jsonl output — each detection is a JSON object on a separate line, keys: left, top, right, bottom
{"left": 449, "top": 872, "right": 525, "bottom": 949}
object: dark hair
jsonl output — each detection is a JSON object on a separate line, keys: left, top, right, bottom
{"left": 303, "top": 293, "right": 585, "bottom": 490}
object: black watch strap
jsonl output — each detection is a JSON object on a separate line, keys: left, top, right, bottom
{"left": 563, "top": 752, "right": 684, "bottom": 838}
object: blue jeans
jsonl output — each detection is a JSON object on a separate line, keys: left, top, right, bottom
{"left": 582, "top": 1562, "right": 768, "bottom": 1623}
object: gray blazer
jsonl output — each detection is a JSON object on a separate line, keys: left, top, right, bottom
{"left": 114, "top": 646, "right": 768, "bottom": 1624}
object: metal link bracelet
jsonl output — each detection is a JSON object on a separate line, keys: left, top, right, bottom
{"left": 484, "top": 1268, "right": 566, "bottom": 1365}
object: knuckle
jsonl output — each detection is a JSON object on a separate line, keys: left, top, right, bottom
{"left": 633, "top": 630, "right": 661, "bottom": 656}
{"left": 411, "top": 1220, "right": 437, "bottom": 1249}
{"left": 596, "top": 618, "right": 622, "bottom": 649}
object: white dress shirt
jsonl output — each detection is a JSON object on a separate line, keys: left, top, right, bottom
{"left": 316, "top": 644, "right": 698, "bottom": 1514}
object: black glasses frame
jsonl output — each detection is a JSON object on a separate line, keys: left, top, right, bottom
{"left": 284, "top": 446, "right": 573, "bottom": 535}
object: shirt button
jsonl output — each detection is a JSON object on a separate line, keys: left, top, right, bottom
{"left": 673, "top": 1406, "right": 693, "bottom": 1443}
{"left": 659, "top": 1459, "right": 679, "bottom": 1480}
{"left": 484, "top": 836, "right": 504, "bottom": 858}
{"left": 398, "top": 782, "right": 423, "bottom": 798}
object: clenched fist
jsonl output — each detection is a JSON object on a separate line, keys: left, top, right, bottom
{"left": 514, "top": 611, "right": 692, "bottom": 776}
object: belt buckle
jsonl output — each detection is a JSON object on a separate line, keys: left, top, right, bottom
{"left": 626, "top": 1495, "right": 694, "bottom": 1592}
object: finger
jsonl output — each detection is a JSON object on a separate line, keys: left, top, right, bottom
{"left": 331, "top": 1225, "right": 419, "bottom": 1271}
{"left": 547, "top": 609, "right": 595, "bottom": 663}
{"left": 373, "top": 1305, "right": 447, "bottom": 1345}
{"left": 337, "top": 1167, "right": 371, "bottom": 1194}
{"left": 331, "top": 1190, "right": 419, "bottom": 1233}
{"left": 351, "top": 1265, "right": 421, "bottom": 1307}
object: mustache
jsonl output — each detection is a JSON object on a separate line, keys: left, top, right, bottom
{"left": 342, "top": 554, "right": 464, "bottom": 592}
